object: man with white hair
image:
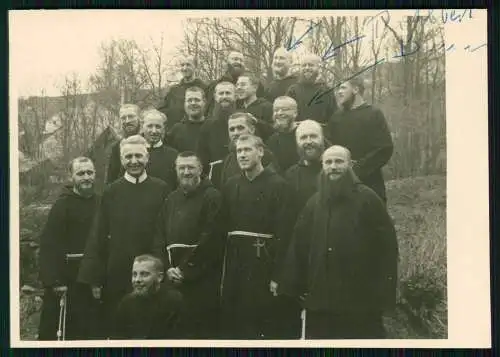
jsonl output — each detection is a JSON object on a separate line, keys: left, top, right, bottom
{"left": 266, "top": 96, "right": 300, "bottom": 172}
{"left": 279, "top": 145, "right": 398, "bottom": 339}
{"left": 205, "top": 50, "right": 266, "bottom": 117}
{"left": 78, "top": 135, "right": 172, "bottom": 337}
{"left": 158, "top": 56, "right": 207, "bottom": 132}
{"left": 285, "top": 120, "right": 326, "bottom": 215}
{"left": 107, "top": 103, "right": 141, "bottom": 184}
{"left": 286, "top": 53, "right": 338, "bottom": 124}
{"left": 141, "top": 109, "right": 179, "bottom": 189}
{"left": 265, "top": 47, "right": 299, "bottom": 102}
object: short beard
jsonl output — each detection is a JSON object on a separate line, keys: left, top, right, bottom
{"left": 298, "top": 143, "right": 324, "bottom": 162}
{"left": 301, "top": 72, "right": 318, "bottom": 84}
{"left": 228, "top": 63, "right": 244, "bottom": 77}
{"left": 179, "top": 176, "right": 201, "bottom": 191}
{"left": 341, "top": 95, "right": 356, "bottom": 111}
{"left": 74, "top": 184, "right": 94, "bottom": 197}
{"left": 214, "top": 103, "right": 235, "bottom": 118}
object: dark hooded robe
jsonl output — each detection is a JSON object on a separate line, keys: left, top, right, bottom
{"left": 167, "top": 117, "right": 206, "bottom": 153}
{"left": 38, "top": 185, "right": 101, "bottom": 340}
{"left": 152, "top": 179, "right": 223, "bottom": 339}
{"left": 284, "top": 159, "right": 322, "bottom": 218}
{"left": 106, "top": 141, "right": 123, "bottom": 185}
{"left": 265, "top": 128, "right": 299, "bottom": 173}
{"left": 286, "top": 79, "right": 338, "bottom": 124}
{"left": 217, "top": 167, "right": 296, "bottom": 339}
{"left": 264, "top": 74, "right": 299, "bottom": 103}
{"left": 111, "top": 283, "right": 183, "bottom": 340}
{"left": 236, "top": 97, "right": 275, "bottom": 141}
{"left": 328, "top": 103, "right": 393, "bottom": 202}
{"left": 196, "top": 108, "right": 234, "bottom": 186}
{"left": 78, "top": 173, "right": 172, "bottom": 335}
{"left": 158, "top": 77, "right": 208, "bottom": 131}
{"left": 279, "top": 170, "right": 398, "bottom": 339}
{"left": 219, "top": 145, "right": 281, "bottom": 187}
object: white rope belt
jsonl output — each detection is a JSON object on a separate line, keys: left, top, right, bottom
{"left": 166, "top": 243, "right": 199, "bottom": 266}
{"left": 208, "top": 160, "right": 224, "bottom": 180}
{"left": 227, "top": 231, "right": 273, "bottom": 239}
{"left": 65, "top": 253, "right": 84, "bottom": 261}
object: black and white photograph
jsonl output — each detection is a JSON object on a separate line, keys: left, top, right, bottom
{"left": 9, "top": 9, "right": 490, "bottom": 348}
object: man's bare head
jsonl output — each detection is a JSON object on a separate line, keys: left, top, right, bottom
{"left": 273, "top": 47, "right": 292, "bottom": 77}
{"left": 300, "top": 53, "right": 321, "bottom": 82}
{"left": 178, "top": 55, "right": 196, "bottom": 80}
{"left": 227, "top": 51, "right": 245, "bottom": 76}
{"left": 321, "top": 145, "right": 352, "bottom": 181}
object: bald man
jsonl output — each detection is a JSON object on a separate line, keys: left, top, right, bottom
{"left": 286, "top": 53, "right": 338, "bottom": 124}
{"left": 158, "top": 56, "right": 207, "bottom": 132}
{"left": 279, "top": 145, "right": 398, "bottom": 339}
{"left": 285, "top": 120, "right": 326, "bottom": 216}
{"left": 205, "top": 51, "right": 266, "bottom": 117}
{"left": 266, "top": 96, "right": 300, "bottom": 172}
{"left": 265, "top": 48, "right": 299, "bottom": 102}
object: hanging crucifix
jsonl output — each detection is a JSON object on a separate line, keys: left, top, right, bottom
{"left": 253, "top": 238, "right": 265, "bottom": 258}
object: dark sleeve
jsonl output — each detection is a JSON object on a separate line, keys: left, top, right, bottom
{"left": 165, "top": 124, "right": 178, "bottom": 151}
{"left": 270, "top": 180, "right": 296, "bottom": 282}
{"left": 168, "top": 149, "right": 179, "bottom": 190}
{"left": 204, "top": 81, "right": 217, "bottom": 117}
{"left": 353, "top": 109, "right": 394, "bottom": 179}
{"left": 110, "top": 297, "right": 130, "bottom": 339}
{"left": 159, "top": 288, "right": 184, "bottom": 339}
{"left": 197, "top": 123, "right": 211, "bottom": 176}
{"left": 152, "top": 198, "right": 170, "bottom": 265}
{"left": 264, "top": 149, "right": 281, "bottom": 175}
{"left": 277, "top": 198, "right": 314, "bottom": 297}
{"left": 157, "top": 86, "right": 173, "bottom": 113}
{"left": 77, "top": 191, "right": 109, "bottom": 287}
{"left": 257, "top": 81, "right": 266, "bottom": 99}
{"left": 38, "top": 198, "right": 67, "bottom": 287}
{"left": 286, "top": 85, "right": 297, "bottom": 100}
{"left": 363, "top": 188, "right": 399, "bottom": 311}
{"left": 106, "top": 143, "right": 121, "bottom": 185}
{"left": 181, "top": 188, "right": 223, "bottom": 281}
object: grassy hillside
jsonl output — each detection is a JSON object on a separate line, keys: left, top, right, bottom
{"left": 18, "top": 174, "right": 447, "bottom": 340}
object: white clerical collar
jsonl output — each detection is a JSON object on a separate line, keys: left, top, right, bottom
{"left": 146, "top": 140, "right": 163, "bottom": 149}
{"left": 124, "top": 171, "right": 148, "bottom": 184}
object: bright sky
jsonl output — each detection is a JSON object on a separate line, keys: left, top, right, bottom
{"left": 10, "top": 10, "right": 185, "bottom": 97}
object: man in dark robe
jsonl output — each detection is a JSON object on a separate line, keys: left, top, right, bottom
{"left": 285, "top": 120, "right": 326, "bottom": 216}
{"left": 111, "top": 255, "right": 183, "bottom": 339}
{"left": 158, "top": 56, "right": 207, "bottom": 132}
{"left": 265, "top": 48, "right": 299, "bottom": 103}
{"left": 217, "top": 134, "right": 295, "bottom": 339}
{"left": 205, "top": 51, "right": 265, "bottom": 117}
{"left": 142, "top": 109, "right": 179, "bottom": 189}
{"left": 197, "top": 81, "right": 237, "bottom": 186}
{"left": 328, "top": 77, "right": 393, "bottom": 202}
{"left": 167, "top": 86, "right": 207, "bottom": 153}
{"left": 266, "top": 96, "right": 300, "bottom": 172}
{"left": 286, "top": 53, "right": 338, "bottom": 124}
{"left": 38, "top": 157, "right": 101, "bottom": 340}
{"left": 235, "top": 72, "right": 274, "bottom": 141}
{"left": 220, "top": 112, "right": 280, "bottom": 186}
{"left": 279, "top": 145, "right": 398, "bottom": 339}
{"left": 106, "top": 104, "right": 141, "bottom": 184}
{"left": 153, "top": 152, "right": 222, "bottom": 339}
{"left": 78, "top": 135, "right": 172, "bottom": 337}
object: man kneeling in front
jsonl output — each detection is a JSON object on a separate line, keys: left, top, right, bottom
{"left": 111, "top": 254, "right": 183, "bottom": 339}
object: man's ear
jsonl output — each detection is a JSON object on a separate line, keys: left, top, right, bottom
{"left": 157, "top": 271, "right": 165, "bottom": 283}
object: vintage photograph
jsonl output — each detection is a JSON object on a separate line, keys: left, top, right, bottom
{"left": 11, "top": 9, "right": 487, "bottom": 346}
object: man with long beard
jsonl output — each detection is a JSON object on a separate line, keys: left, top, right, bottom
{"left": 78, "top": 135, "right": 172, "bottom": 337}
{"left": 217, "top": 134, "right": 295, "bottom": 339}
{"left": 328, "top": 77, "right": 393, "bottom": 202}
{"left": 141, "top": 109, "right": 179, "bottom": 189}
{"left": 286, "top": 53, "right": 338, "bottom": 124}
{"left": 219, "top": 112, "right": 279, "bottom": 186}
{"left": 285, "top": 120, "right": 326, "bottom": 215}
{"left": 106, "top": 104, "right": 141, "bottom": 184}
{"left": 279, "top": 145, "right": 398, "bottom": 339}
{"left": 153, "top": 151, "right": 222, "bottom": 339}
{"left": 38, "top": 157, "right": 101, "bottom": 340}
{"left": 111, "top": 255, "right": 183, "bottom": 339}
{"left": 205, "top": 51, "right": 265, "bottom": 117}
{"left": 235, "top": 72, "right": 274, "bottom": 141}
{"left": 265, "top": 48, "right": 299, "bottom": 103}
{"left": 266, "top": 96, "right": 300, "bottom": 172}
{"left": 158, "top": 56, "right": 207, "bottom": 132}
{"left": 197, "top": 81, "right": 237, "bottom": 186}
{"left": 168, "top": 86, "right": 207, "bottom": 152}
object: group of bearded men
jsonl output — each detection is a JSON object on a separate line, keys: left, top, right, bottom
{"left": 37, "top": 47, "right": 398, "bottom": 341}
